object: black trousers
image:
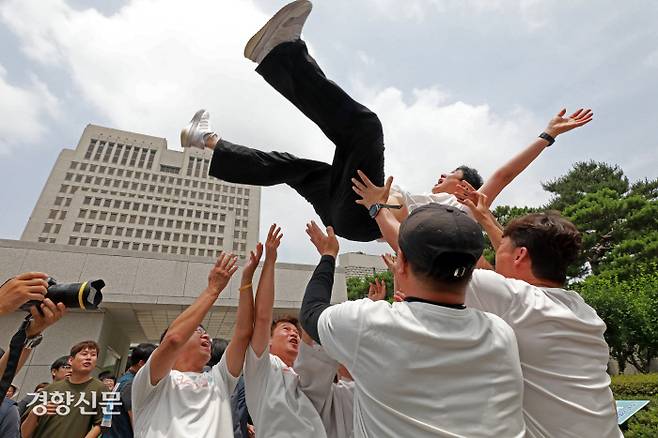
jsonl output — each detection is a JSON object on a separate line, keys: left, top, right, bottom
{"left": 209, "top": 40, "right": 385, "bottom": 242}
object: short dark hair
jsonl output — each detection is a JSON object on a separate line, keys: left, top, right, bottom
{"left": 70, "top": 341, "right": 100, "bottom": 358}
{"left": 455, "top": 165, "right": 483, "bottom": 190}
{"left": 130, "top": 343, "right": 157, "bottom": 365}
{"left": 51, "top": 355, "right": 71, "bottom": 370}
{"left": 99, "top": 372, "right": 115, "bottom": 381}
{"left": 9, "top": 384, "right": 17, "bottom": 393}
{"left": 271, "top": 315, "right": 300, "bottom": 335}
{"left": 406, "top": 253, "right": 477, "bottom": 289}
{"left": 35, "top": 382, "right": 49, "bottom": 391}
{"left": 206, "top": 338, "right": 229, "bottom": 368}
{"left": 503, "top": 211, "right": 582, "bottom": 284}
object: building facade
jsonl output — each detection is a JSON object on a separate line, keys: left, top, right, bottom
{"left": 21, "top": 124, "right": 260, "bottom": 259}
{"left": 339, "top": 251, "right": 388, "bottom": 278}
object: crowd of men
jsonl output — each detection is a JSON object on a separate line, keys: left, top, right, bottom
{"left": 0, "top": 0, "right": 624, "bottom": 436}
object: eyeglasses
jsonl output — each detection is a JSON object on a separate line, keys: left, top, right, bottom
{"left": 195, "top": 327, "right": 207, "bottom": 336}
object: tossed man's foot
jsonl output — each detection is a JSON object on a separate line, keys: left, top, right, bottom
{"left": 180, "top": 109, "right": 219, "bottom": 149}
{"left": 244, "top": 0, "right": 312, "bottom": 64}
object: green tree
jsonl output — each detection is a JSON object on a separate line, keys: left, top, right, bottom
{"left": 346, "top": 271, "right": 393, "bottom": 301}
{"left": 575, "top": 263, "right": 658, "bottom": 373}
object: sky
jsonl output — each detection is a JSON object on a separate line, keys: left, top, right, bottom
{"left": 0, "top": 0, "right": 656, "bottom": 264}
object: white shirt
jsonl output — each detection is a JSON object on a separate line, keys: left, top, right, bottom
{"left": 391, "top": 185, "right": 472, "bottom": 217}
{"left": 295, "top": 341, "right": 355, "bottom": 438}
{"left": 465, "top": 269, "right": 622, "bottom": 438}
{"left": 244, "top": 345, "right": 327, "bottom": 438}
{"left": 131, "top": 354, "right": 238, "bottom": 438}
{"left": 318, "top": 298, "right": 525, "bottom": 438}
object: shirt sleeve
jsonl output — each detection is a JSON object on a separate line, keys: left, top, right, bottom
{"left": 120, "top": 381, "right": 133, "bottom": 412}
{"left": 0, "top": 403, "right": 20, "bottom": 438}
{"left": 465, "top": 269, "right": 522, "bottom": 317}
{"left": 211, "top": 352, "right": 240, "bottom": 396}
{"left": 243, "top": 344, "right": 273, "bottom": 417}
{"left": 131, "top": 355, "right": 168, "bottom": 415}
{"left": 317, "top": 299, "right": 369, "bottom": 370}
{"left": 294, "top": 341, "right": 339, "bottom": 415}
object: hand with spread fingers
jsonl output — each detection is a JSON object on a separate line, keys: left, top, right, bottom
{"left": 305, "top": 221, "right": 339, "bottom": 258}
{"left": 352, "top": 170, "right": 393, "bottom": 209}
{"left": 207, "top": 252, "right": 239, "bottom": 295}
{"left": 264, "top": 224, "right": 283, "bottom": 262}
{"left": 454, "top": 180, "right": 479, "bottom": 205}
{"left": 368, "top": 278, "right": 387, "bottom": 302}
{"left": 381, "top": 253, "right": 397, "bottom": 273}
{"left": 456, "top": 189, "right": 492, "bottom": 226}
{"left": 544, "top": 108, "right": 593, "bottom": 138}
{"left": 243, "top": 243, "right": 264, "bottom": 281}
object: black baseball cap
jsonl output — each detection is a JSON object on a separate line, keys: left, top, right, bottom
{"left": 399, "top": 204, "right": 484, "bottom": 281}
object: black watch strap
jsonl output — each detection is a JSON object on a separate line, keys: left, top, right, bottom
{"left": 369, "top": 203, "right": 402, "bottom": 219}
{"left": 539, "top": 132, "right": 555, "bottom": 146}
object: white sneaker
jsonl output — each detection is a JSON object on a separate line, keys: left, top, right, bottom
{"left": 180, "top": 109, "right": 218, "bottom": 149}
{"left": 244, "top": 0, "right": 313, "bottom": 64}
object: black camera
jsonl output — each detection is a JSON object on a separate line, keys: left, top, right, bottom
{"left": 20, "top": 277, "right": 105, "bottom": 311}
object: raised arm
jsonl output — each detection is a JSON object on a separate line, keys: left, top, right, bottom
{"left": 250, "top": 224, "right": 283, "bottom": 357}
{"left": 223, "top": 243, "right": 262, "bottom": 377}
{"left": 478, "top": 108, "right": 593, "bottom": 206}
{"left": 149, "top": 252, "right": 238, "bottom": 385}
{"left": 352, "top": 171, "right": 401, "bottom": 252}
{"left": 299, "top": 221, "right": 340, "bottom": 344}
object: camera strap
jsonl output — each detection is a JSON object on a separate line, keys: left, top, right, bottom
{"left": 0, "top": 314, "right": 32, "bottom": 402}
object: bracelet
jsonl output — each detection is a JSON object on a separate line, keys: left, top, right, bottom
{"left": 538, "top": 132, "right": 555, "bottom": 146}
{"left": 239, "top": 283, "right": 252, "bottom": 291}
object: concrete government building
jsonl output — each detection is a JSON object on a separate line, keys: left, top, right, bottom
{"left": 0, "top": 124, "right": 348, "bottom": 399}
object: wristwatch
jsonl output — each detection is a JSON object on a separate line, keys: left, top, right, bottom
{"left": 538, "top": 132, "right": 556, "bottom": 146}
{"left": 24, "top": 333, "right": 43, "bottom": 349}
{"left": 369, "top": 203, "right": 402, "bottom": 219}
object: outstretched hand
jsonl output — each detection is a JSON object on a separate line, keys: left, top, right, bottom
{"left": 305, "top": 221, "right": 339, "bottom": 258}
{"left": 456, "top": 188, "right": 491, "bottom": 226}
{"left": 352, "top": 170, "right": 393, "bottom": 209}
{"left": 264, "top": 224, "right": 283, "bottom": 262}
{"left": 207, "top": 252, "right": 239, "bottom": 295}
{"left": 368, "top": 278, "right": 387, "bottom": 301}
{"left": 242, "top": 242, "right": 263, "bottom": 280}
{"left": 545, "top": 108, "right": 593, "bottom": 138}
{"left": 454, "top": 180, "right": 479, "bottom": 205}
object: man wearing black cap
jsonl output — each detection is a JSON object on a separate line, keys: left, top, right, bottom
{"left": 299, "top": 205, "right": 525, "bottom": 437}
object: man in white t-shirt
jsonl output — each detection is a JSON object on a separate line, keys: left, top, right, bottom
{"left": 299, "top": 205, "right": 526, "bottom": 437}
{"left": 352, "top": 107, "right": 593, "bottom": 250}
{"left": 131, "top": 249, "right": 258, "bottom": 438}
{"left": 455, "top": 192, "right": 623, "bottom": 438}
{"left": 243, "top": 224, "right": 327, "bottom": 438}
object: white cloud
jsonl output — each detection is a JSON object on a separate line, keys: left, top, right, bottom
{"left": 0, "top": 65, "right": 59, "bottom": 155}
{"left": 1, "top": 0, "right": 553, "bottom": 263}
{"left": 364, "top": 0, "right": 553, "bottom": 29}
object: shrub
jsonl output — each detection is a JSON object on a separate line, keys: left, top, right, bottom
{"left": 611, "top": 373, "right": 658, "bottom": 436}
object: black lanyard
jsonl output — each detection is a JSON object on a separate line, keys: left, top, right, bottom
{"left": 404, "top": 296, "right": 466, "bottom": 310}
{"left": 0, "top": 314, "right": 31, "bottom": 402}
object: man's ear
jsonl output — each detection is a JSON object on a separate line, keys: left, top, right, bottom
{"left": 513, "top": 246, "right": 529, "bottom": 266}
